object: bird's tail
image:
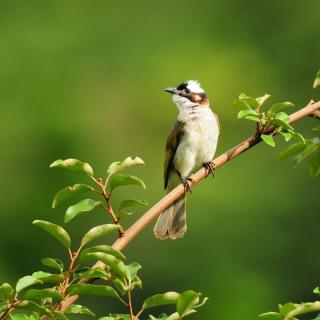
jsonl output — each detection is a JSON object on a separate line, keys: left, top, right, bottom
{"left": 153, "top": 194, "right": 186, "bottom": 240}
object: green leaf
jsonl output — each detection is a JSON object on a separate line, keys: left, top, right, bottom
{"left": 125, "top": 262, "right": 141, "bottom": 283}
{"left": 54, "top": 312, "right": 70, "bottom": 320}
{"left": 16, "top": 300, "right": 51, "bottom": 316}
{"left": 22, "top": 288, "right": 63, "bottom": 300}
{"left": 0, "top": 283, "right": 14, "bottom": 301}
{"left": 16, "top": 276, "right": 43, "bottom": 293}
{"left": 41, "top": 258, "right": 64, "bottom": 272}
{"left": 81, "top": 224, "right": 119, "bottom": 247}
{"left": 261, "top": 134, "right": 275, "bottom": 147}
{"left": 107, "top": 156, "right": 145, "bottom": 177}
{"left": 177, "top": 290, "right": 201, "bottom": 317}
{"left": 233, "top": 94, "right": 259, "bottom": 110}
{"left": 279, "top": 142, "right": 307, "bottom": 160}
{"left": 65, "top": 199, "right": 102, "bottom": 223}
{"left": 259, "top": 312, "right": 281, "bottom": 320}
{"left": 270, "top": 102, "right": 295, "bottom": 113}
{"left": 119, "top": 199, "right": 148, "bottom": 210}
{"left": 83, "top": 253, "right": 126, "bottom": 277}
{"left": 67, "top": 284, "right": 120, "bottom": 299}
{"left": 294, "top": 143, "right": 318, "bottom": 166}
{"left": 110, "top": 174, "right": 146, "bottom": 191}
{"left": 313, "top": 70, "right": 320, "bottom": 89}
{"left": 279, "top": 302, "right": 297, "bottom": 316}
{"left": 256, "top": 94, "right": 271, "bottom": 107}
{"left": 33, "top": 220, "right": 71, "bottom": 249}
{"left": 98, "top": 315, "right": 131, "bottom": 320}
{"left": 309, "top": 152, "right": 320, "bottom": 177}
{"left": 280, "top": 132, "right": 293, "bottom": 142}
{"left": 313, "top": 287, "right": 320, "bottom": 295}
{"left": 115, "top": 210, "right": 134, "bottom": 218}
{"left": 143, "top": 292, "right": 180, "bottom": 309}
{"left": 237, "top": 109, "right": 259, "bottom": 119}
{"left": 10, "top": 314, "right": 30, "bottom": 320}
{"left": 149, "top": 314, "right": 170, "bottom": 320}
{"left": 52, "top": 184, "right": 94, "bottom": 208}
{"left": 65, "top": 304, "right": 95, "bottom": 316}
{"left": 50, "top": 158, "right": 94, "bottom": 176}
{"left": 79, "top": 245, "right": 125, "bottom": 261}
{"left": 32, "top": 271, "right": 65, "bottom": 284}
{"left": 74, "top": 267, "right": 110, "bottom": 280}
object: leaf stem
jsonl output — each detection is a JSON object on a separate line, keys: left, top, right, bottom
{"left": 127, "top": 289, "right": 135, "bottom": 320}
{"left": 0, "top": 294, "right": 18, "bottom": 320}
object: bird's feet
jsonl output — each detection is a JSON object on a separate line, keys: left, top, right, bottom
{"left": 180, "top": 177, "right": 195, "bottom": 193}
{"left": 203, "top": 161, "right": 216, "bottom": 178}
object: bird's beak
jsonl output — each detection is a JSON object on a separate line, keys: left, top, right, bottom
{"left": 164, "top": 87, "right": 178, "bottom": 94}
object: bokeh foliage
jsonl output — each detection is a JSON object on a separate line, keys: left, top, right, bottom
{"left": 0, "top": 1, "right": 319, "bottom": 319}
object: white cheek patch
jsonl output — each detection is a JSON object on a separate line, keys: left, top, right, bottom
{"left": 172, "top": 94, "right": 195, "bottom": 110}
{"left": 186, "top": 80, "right": 204, "bottom": 93}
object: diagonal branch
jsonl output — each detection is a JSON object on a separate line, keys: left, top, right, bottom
{"left": 58, "top": 100, "right": 320, "bottom": 312}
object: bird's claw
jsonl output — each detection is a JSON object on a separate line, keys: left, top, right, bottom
{"left": 181, "top": 178, "right": 193, "bottom": 193}
{"left": 203, "top": 162, "right": 216, "bottom": 178}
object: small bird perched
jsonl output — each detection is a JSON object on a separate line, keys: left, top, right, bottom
{"left": 154, "top": 80, "right": 220, "bottom": 240}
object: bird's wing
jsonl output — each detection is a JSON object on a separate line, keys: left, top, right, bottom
{"left": 164, "top": 120, "right": 184, "bottom": 189}
{"left": 213, "top": 112, "right": 221, "bottom": 135}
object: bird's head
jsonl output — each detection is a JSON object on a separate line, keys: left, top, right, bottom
{"left": 164, "top": 80, "right": 209, "bottom": 110}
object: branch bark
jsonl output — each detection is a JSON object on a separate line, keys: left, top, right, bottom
{"left": 58, "top": 100, "right": 320, "bottom": 312}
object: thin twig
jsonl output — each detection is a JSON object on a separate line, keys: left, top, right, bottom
{"left": 57, "top": 100, "right": 320, "bottom": 312}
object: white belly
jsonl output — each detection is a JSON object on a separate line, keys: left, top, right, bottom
{"left": 173, "top": 107, "right": 219, "bottom": 178}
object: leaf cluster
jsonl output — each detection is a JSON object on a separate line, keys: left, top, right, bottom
{"left": 0, "top": 157, "right": 207, "bottom": 320}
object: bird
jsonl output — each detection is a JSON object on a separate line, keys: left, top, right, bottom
{"left": 154, "top": 80, "right": 220, "bottom": 240}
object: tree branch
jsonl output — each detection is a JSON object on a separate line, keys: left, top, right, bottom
{"left": 58, "top": 100, "right": 320, "bottom": 312}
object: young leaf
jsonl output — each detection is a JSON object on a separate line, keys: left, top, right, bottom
{"left": 309, "top": 152, "right": 320, "bottom": 177}
{"left": 125, "top": 262, "right": 141, "bottom": 283}
{"left": 98, "top": 315, "right": 131, "bottom": 320}
{"left": 107, "top": 156, "right": 145, "bottom": 177}
{"left": 259, "top": 312, "right": 281, "bottom": 320}
{"left": 52, "top": 184, "right": 94, "bottom": 209}
{"left": 119, "top": 199, "right": 148, "bottom": 210}
{"left": 83, "top": 253, "right": 126, "bottom": 277}
{"left": 65, "top": 199, "right": 102, "bottom": 223}
{"left": 233, "top": 95, "right": 259, "bottom": 110}
{"left": 177, "top": 290, "right": 201, "bottom": 317}
{"left": 66, "top": 284, "right": 120, "bottom": 299}
{"left": 115, "top": 210, "right": 134, "bottom": 218}
{"left": 16, "top": 300, "right": 52, "bottom": 316}
{"left": 313, "top": 287, "right": 320, "bottom": 295}
{"left": 22, "top": 288, "right": 63, "bottom": 300}
{"left": 143, "top": 292, "right": 180, "bottom": 309}
{"left": 54, "top": 312, "right": 70, "bottom": 320}
{"left": 237, "top": 109, "right": 259, "bottom": 119}
{"left": 294, "top": 143, "right": 318, "bottom": 166}
{"left": 269, "top": 102, "right": 295, "bottom": 114}
{"left": 33, "top": 220, "right": 71, "bottom": 249}
{"left": 278, "top": 142, "right": 307, "bottom": 160}
{"left": 0, "top": 283, "right": 14, "bottom": 301}
{"left": 261, "top": 134, "right": 275, "bottom": 147}
{"left": 16, "top": 276, "right": 43, "bottom": 293}
{"left": 313, "top": 70, "right": 320, "bottom": 89}
{"left": 32, "top": 271, "right": 65, "bottom": 284}
{"left": 74, "top": 267, "right": 110, "bottom": 280}
{"left": 79, "top": 245, "right": 126, "bottom": 261}
{"left": 65, "top": 304, "right": 95, "bottom": 316}
{"left": 41, "top": 258, "right": 64, "bottom": 272}
{"left": 280, "top": 132, "right": 293, "bottom": 142}
{"left": 10, "top": 314, "right": 30, "bottom": 320}
{"left": 81, "top": 224, "right": 120, "bottom": 247}
{"left": 110, "top": 174, "right": 146, "bottom": 191}
{"left": 50, "top": 158, "right": 94, "bottom": 176}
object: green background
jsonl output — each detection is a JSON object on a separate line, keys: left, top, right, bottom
{"left": 0, "top": 1, "right": 319, "bottom": 319}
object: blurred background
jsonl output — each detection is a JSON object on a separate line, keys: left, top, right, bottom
{"left": 0, "top": 1, "right": 319, "bottom": 319}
